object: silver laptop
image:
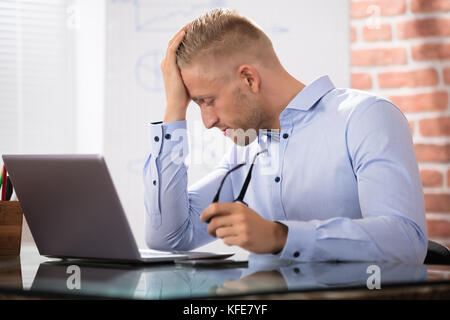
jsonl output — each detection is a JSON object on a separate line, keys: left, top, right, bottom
{"left": 2, "top": 154, "right": 232, "bottom": 264}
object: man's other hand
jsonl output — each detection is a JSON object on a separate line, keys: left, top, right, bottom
{"left": 200, "top": 202, "right": 288, "bottom": 254}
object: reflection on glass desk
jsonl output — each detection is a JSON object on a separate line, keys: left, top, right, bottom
{"left": 0, "top": 244, "right": 449, "bottom": 299}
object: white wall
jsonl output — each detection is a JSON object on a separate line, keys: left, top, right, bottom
{"left": 0, "top": 0, "right": 75, "bottom": 157}
{"left": 103, "top": 0, "right": 350, "bottom": 258}
{"left": 74, "top": 0, "right": 105, "bottom": 154}
{"left": 0, "top": 0, "right": 77, "bottom": 243}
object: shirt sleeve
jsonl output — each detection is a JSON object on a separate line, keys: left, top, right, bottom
{"left": 276, "top": 99, "right": 428, "bottom": 263}
{"left": 143, "top": 120, "right": 235, "bottom": 251}
{"left": 278, "top": 262, "right": 427, "bottom": 290}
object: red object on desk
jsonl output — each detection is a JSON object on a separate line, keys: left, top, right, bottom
{"left": 1, "top": 165, "right": 6, "bottom": 201}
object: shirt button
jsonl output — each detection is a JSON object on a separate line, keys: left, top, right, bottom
{"left": 293, "top": 251, "right": 300, "bottom": 258}
{"left": 282, "top": 133, "right": 289, "bottom": 139}
{"left": 275, "top": 176, "right": 281, "bottom": 183}
{"left": 152, "top": 180, "right": 157, "bottom": 186}
{"left": 154, "top": 136, "right": 160, "bottom": 142}
{"left": 164, "top": 133, "right": 171, "bottom": 140}
{"left": 293, "top": 267, "right": 300, "bottom": 274}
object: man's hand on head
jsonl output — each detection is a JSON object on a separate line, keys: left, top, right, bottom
{"left": 200, "top": 202, "right": 288, "bottom": 254}
{"left": 161, "top": 24, "right": 191, "bottom": 123}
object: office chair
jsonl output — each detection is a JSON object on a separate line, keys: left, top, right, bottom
{"left": 424, "top": 240, "right": 450, "bottom": 265}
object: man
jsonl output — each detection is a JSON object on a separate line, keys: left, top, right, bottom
{"left": 143, "top": 9, "right": 427, "bottom": 263}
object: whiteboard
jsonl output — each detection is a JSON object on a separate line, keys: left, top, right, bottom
{"left": 104, "top": 0, "right": 349, "bottom": 254}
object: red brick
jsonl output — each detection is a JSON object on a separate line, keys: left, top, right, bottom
{"left": 378, "top": 68, "right": 439, "bottom": 88}
{"left": 412, "top": 42, "right": 450, "bottom": 61}
{"left": 427, "top": 219, "right": 450, "bottom": 238}
{"left": 444, "top": 67, "right": 450, "bottom": 84}
{"left": 351, "top": 73, "right": 372, "bottom": 89}
{"left": 362, "top": 24, "right": 392, "bottom": 41}
{"left": 397, "top": 18, "right": 450, "bottom": 39}
{"left": 390, "top": 91, "right": 448, "bottom": 112}
{"left": 425, "top": 194, "right": 450, "bottom": 212}
{"left": 351, "top": 26, "right": 357, "bottom": 43}
{"left": 419, "top": 117, "right": 450, "bottom": 136}
{"left": 411, "top": 0, "right": 450, "bottom": 13}
{"left": 415, "top": 144, "right": 450, "bottom": 162}
{"left": 351, "top": 0, "right": 406, "bottom": 18}
{"left": 420, "top": 169, "right": 443, "bottom": 187}
{"left": 351, "top": 48, "right": 407, "bottom": 66}
{"left": 447, "top": 169, "right": 450, "bottom": 187}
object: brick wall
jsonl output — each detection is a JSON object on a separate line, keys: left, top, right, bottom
{"left": 350, "top": 0, "right": 450, "bottom": 247}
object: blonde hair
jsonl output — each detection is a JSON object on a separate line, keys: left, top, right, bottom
{"left": 176, "top": 9, "right": 277, "bottom": 69}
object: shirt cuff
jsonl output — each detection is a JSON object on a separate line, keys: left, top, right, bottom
{"left": 149, "top": 120, "right": 188, "bottom": 157}
{"left": 277, "top": 220, "right": 317, "bottom": 261}
{"left": 278, "top": 265, "right": 313, "bottom": 290}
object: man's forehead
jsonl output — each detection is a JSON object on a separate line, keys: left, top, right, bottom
{"left": 181, "top": 64, "right": 222, "bottom": 82}
{"left": 181, "top": 65, "right": 225, "bottom": 97}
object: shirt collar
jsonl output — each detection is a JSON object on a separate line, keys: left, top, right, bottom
{"left": 284, "top": 75, "right": 335, "bottom": 112}
{"left": 257, "top": 75, "right": 335, "bottom": 143}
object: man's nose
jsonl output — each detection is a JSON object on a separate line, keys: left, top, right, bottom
{"left": 201, "top": 108, "right": 219, "bottom": 129}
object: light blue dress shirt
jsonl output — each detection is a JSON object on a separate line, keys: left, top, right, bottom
{"left": 143, "top": 75, "right": 427, "bottom": 263}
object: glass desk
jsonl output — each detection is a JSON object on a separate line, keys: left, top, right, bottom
{"left": 1, "top": 244, "right": 449, "bottom": 299}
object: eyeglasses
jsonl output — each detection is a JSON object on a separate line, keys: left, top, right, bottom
{"left": 208, "top": 149, "right": 267, "bottom": 223}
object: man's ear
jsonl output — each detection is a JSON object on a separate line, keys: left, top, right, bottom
{"left": 237, "top": 64, "right": 260, "bottom": 93}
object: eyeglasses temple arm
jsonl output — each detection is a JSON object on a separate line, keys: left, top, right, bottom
{"left": 234, "top": 149, "right": 268, "bottom": 204}
{"left": 212, "top": 163, "right": 246, "bottom": 203}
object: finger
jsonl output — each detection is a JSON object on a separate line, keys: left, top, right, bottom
{"left": 166, "top": 22, "right": 191, "bottom": 57}
{"left": 168, "top": 26, "right": 186, "bottom": 47}
{"left": 215, "top": 226, "right": 238, "bottom": 239}
{"left": 221, "top": 279, "right": 247, "bottom": 291}
{"left": 200, "top": 202, "right": 237, "bottom": 223}
{"left": 167, "top": 30, "right": 186, "bottom": 52}
{"left": 207, "top": 215, "right": 234, "bottom": 237}
{"left": 216, "top": 286, "right": 240, "bottom": 295}
{"left": 222, "top": 235, "right": 240, "bottom": 247}
{"left": 166, "top": 30, "right": 186, "bottom": 60}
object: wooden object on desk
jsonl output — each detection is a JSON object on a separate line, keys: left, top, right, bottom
{"left": 0, "top": 256, "right": 22, "bottom": 289}
{"left": 0, "top": 201, "right": 23, "bottom": 256}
